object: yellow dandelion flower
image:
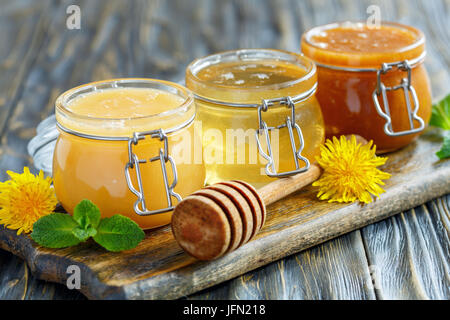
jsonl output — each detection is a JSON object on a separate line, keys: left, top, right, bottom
{"left": 312, "top": 135, "right": 391, "bottom": 204}
{"left": 0, "top": 167, "right": 57, "bottom": 234}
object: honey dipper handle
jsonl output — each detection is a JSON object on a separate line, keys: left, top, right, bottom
{"left": 256, "top": 135, "right": 368, "bottom": 205}
{"left": 257, "top": 164, "right": 322, "bottom": 205}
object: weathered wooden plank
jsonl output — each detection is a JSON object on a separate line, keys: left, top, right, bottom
{"left": 0, "top": 0, "right": 50, "bottom": 138}
{"left": 418, "top": 0, "right": 450, "bottom": 69}
{"left": 425, "top": 195, "right": 450, "bottom": 261}
{"left": 392, "top": 0, "right": 450, "bottom": 98}
{"left": 190, "top": 230, "right": 376, "bottom": 300}
{"left": 361, "top": 195, "right": 450, "bottom": 300}
{"left": 0, "top": 249, "right": 85, "bottom": 300}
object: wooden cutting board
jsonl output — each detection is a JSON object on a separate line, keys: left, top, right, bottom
{"left": 0, "top": 130, "right": 449, "bottom": 300}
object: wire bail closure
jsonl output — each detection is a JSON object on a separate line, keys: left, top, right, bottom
{"left": 255, "top": 96, "right": 310, "bottom": 178}
{"left": 125, "top": 129, "right": 181, "bottom": 216}
{"left": 372, "top": 60, "right": 425, "bottom": 137}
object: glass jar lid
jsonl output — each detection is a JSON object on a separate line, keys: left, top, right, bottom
{"left": 301, "top": 21, "right": 425, "bottom": 69}
{"left": 185, "top": 49, "right": 317, "bottom": 105}
{"left": 55, "top": 78, "right": 195, "bottom": 138}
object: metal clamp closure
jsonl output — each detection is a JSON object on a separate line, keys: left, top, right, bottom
{"left": 125, "top": 129, "right": 181, "bottom": 216}
{"left": 372, "top": 60, "right": 425, "bottom": 137}
{"left": 255, "top": 96, "right": 310, "bottom": 178}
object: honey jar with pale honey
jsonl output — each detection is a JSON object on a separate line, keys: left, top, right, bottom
{"left": 186, "top": 49, "right": 325, "bottom": 188}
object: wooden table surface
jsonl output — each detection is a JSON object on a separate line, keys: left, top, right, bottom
{"left": 0, "top": 0, "right": 448, "bottom": 300}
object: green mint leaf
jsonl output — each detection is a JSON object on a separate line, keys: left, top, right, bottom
{"left": 93, "top": 215, "right": 145, "bottom": 252}
{"left": 31, "top": 213, "right": 81, "bottom": 248}
{"left": 73, "top": 199, "right": 101, "bottom": 230}
{"left": 72, "top": 226, "right": 97, "bottom": 241}
{"left": 430, "top": 94, "right": 450, "bottom": 130}
{"left": 436, "top": 131, "right": 450, "bottom": 160}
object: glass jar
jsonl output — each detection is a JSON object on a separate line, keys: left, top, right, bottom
{"left": 53, "top": 79, "right": 205, "bottom": 230}
{"left": 186, "top": 49, "right": 325, "bottom": 188}
{"left": 301, "top": 21, "right": 432, "bottom": 152}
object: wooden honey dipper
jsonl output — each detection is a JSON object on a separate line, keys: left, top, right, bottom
{"left": 171, "top": 135, "right": 368, "bottom": 260}
{"left": 171, "top": 164, "right": 322, "bottom": 260}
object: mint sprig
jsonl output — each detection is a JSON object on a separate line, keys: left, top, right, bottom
{"left": 93, "top": 215, "right": 145, "bottom": 252}
{"left": 436, "top": 131, "right": 450, "bottom": 160}
{"left": 31, "top": 200, "right": 145, "bottom": 252}
{"left": 430, "top": 94, "right": 450, "bottom": 160}
{"left": 73, "top": 199, "right": 101, "bottom": 230}
{"left": 430, "top": 94, "right": 450, "bottom": 130}
{"left": 31, "top": 213, "right": 81, "bottom": 248}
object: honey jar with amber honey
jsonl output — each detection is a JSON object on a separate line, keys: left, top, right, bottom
{"left": 301, "top": 21, "right": 432, "bottom": 152}
{"left": 53, "top": 79, "right": 205, "bottom": 230}
{"left": 185, "top": 49, "right": 325, "bottom": 188}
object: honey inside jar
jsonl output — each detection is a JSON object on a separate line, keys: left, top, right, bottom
{"left": 301, "top": 22, "right": 432, "bottom": 152}
{"left": 308, "top": 24, "right": 417, "bottom": 54}
{"left": 186, "top": 49, "right": 325, "bottom": 188}
{"left": 195, "top": 60, "right": 307, "bottom": 87}
{"left": 66, "top": 87, "right": 184, "bottom": 119}
{"left": 53, "top": 79, "right": 205, "bottom": 230}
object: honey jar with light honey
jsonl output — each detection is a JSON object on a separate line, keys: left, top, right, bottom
{"left": 301, "top": 21, "right": 432, "bottom": 152}
{"left": 186, "top": 49, "right": 325, "bottom": 188}
{"left": 53, "top": 79, "right": 205, "bottom": 230}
